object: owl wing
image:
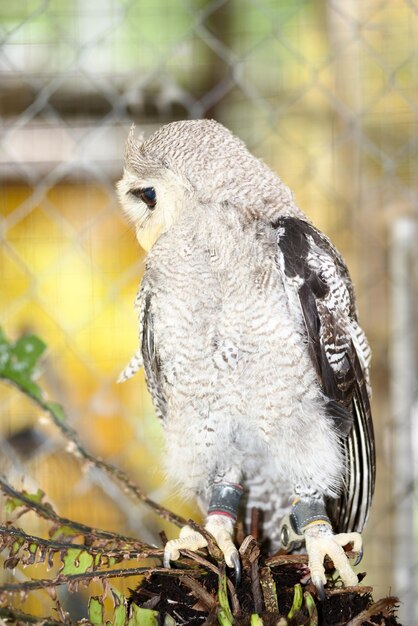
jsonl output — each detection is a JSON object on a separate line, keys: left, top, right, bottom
{"left": 274, "top": 216, "right": 376, "bottom": 533}
{"left": 141, "top": 288, "right": 167, "bottom": 421}
{"left": 118, "top": 282, "right": 167, "bottom": 420}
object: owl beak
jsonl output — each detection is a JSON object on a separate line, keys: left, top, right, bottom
{"left": 136, "top": 224, "right": 163, "bottom": 251}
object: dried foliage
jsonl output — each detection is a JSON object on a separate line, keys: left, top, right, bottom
{"left": 0, "top": 328, "right": 401, "bottom": 625}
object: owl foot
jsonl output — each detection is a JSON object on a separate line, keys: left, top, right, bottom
{"left": 163, "top": 524, "right": 208, "bottom": 567}
{"left": 304, "top": 524, "right": 362, "bottom": 598}
{"left": 163, "top": 514, "right": 240, "bottom": 582}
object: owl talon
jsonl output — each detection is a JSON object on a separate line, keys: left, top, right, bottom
{"left": 163, "top": 525, "right": 208, "bottom": 568}
{"left": 305, "top": 525, "right": 360, "bottom": 589}
{"left": 333, "top": 531, "right": 363, "bottom": 570}
{"left": 230, "top": 551, "right": 241, "bottom": 585}
{"left": 163, "top": 516, "right": 239, "bottom": 575}
{"left": 163, "top": 551, "right": 171, "bottom": 569}
{"left": 314, "top": 579, "right": 326, "bottom": 601}
{"left": 354, "top": 546, "right": 363, "bottom": 566}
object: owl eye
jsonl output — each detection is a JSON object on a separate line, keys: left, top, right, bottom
{"left": 130, "top": 186, "right": 157, "bottom": 209}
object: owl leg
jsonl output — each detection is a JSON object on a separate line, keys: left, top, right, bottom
{"left": 279, "top": 497, "right": 362, "bottom": 600}
{"left": 163, "top": 482, "right": 243, "bottom": 582}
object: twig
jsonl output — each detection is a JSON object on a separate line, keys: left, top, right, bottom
{"left": 1, "top": 377, "right": 187, "bottom": 528}
{"left": 250, "top": 507, "right": 260, "bottom": 542}
{"left": 181, "top": 576, "right": 217, "bottom": 611}
{"left": 0, "top": 606, "right": 67, "bottom": 625}
{"left": 0, "top": 476, "right": 148, "bottom": 549}
{"left": 265, "top": 551, "right": 357, "bottom": 567}
{"left": 0, "top": 524, "right": 163, "bottom": 561}
{"left": 326, "top": 585, "right": 373, "bottom": 596}
{"left": 345, "top": 596, "right": 399, "bottom": 625}
{"left": 0, "top": 565, "right": 204, "bottom": 595}
{"left": 239, "top": 535, "right": 263, "bottom": 614}
{"left": 251, "top": 559, "right": 264, "bottom": 614}
{"left": 265, "top": 553, "right": 309, "bottom": 566}
{"left": 183, "top": 550, "right": 240, "bottom": 616}
{"left": 187, "top": 519, "right": 223, "bottom": 561}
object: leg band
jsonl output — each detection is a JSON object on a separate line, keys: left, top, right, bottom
{"left": 290, "top": 499, "right": 331, "bottom": 534}
{"left": 208, "top": 482, "right": 243, "bottom": 521}
{"left": 279, "top": 499, "right": 332, "bottom": 550}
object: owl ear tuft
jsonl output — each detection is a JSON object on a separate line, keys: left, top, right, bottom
{"left": 125, "top": 124, "right": 145, "bottom": 164}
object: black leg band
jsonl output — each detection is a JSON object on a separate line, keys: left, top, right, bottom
{"left": 208, "top": 483, "right": 243, "bottom": 521}
{"left": 290, "top": 499, "right": 331, "bottom": 535}
{"left": 279, "top": 499, "right": 332, "bottom": 550}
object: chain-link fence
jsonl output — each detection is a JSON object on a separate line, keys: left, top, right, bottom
{"left": 1, "top": 0, "right": 417, "bottom": 623}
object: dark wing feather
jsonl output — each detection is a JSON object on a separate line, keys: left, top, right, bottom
{"left": 141, "top": 290, "right": 167, "bottom": 420}
{"left": 274, "top": 216, "right": 376, "bottom": 533}
{"left": 329, "top": 353, "right": 376, "bottom": 531}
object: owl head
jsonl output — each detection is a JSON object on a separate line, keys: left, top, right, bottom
{"left": 117, "top": 119, "right": 292, "bottom": 251}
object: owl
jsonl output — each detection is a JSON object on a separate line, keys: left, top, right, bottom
{"left": 117, "top": 119, "right": 375, "bottom": 597}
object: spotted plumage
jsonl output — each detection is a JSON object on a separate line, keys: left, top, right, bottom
{"left": 117, "top": 119, "right": 375, "bottom": 588}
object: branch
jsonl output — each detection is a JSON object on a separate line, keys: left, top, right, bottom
{"left": 0, "top": 329, "right": 186, "bottom": 529}
{"left": 0, "top": 524, "right": 163, "bottom": 563}
{"left": 346, "top": 597, "right": 399, "bottom": 625}
{"left": 182, "top": 548, "right": 240, "bottom": 616}
{"left": 265, "top": 553, "right": 309, "bottom": 566}
{"left": 0, "top": 565, "right": 204, "bottom": 596}
{"left": 0, "top": 606, "right": 68, "bottom": 626}
{"left": 0, "top": 476, "right": 150, "bottom": 550}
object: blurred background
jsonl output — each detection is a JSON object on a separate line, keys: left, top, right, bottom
{"left": 0, "top": 0, "right": 417, "bottom": 623}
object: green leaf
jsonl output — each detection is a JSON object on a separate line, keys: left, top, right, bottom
{"left": 45, "top": 401, "right": 66, "bottom": 423}
{"left": 250, "top": 615, "right": 264, "bottom": 625}
{"left": 163, "top": 615, "right": 176, "bottom": 626}
{"left": 10, "top": 539, "right": 24, "bottom": 556}
{"left": 218, "top": 568, "right": 233, "bottom": 624}
{"left": 0, "top": 329, "right": 46, "bottom": 398}
{"left": 304, "top": 591, "right": 318, "bottom": 626}
{"left": 128, "top": 605, "right": 158, "bottom": 626}
{"left": 217, "top": 610, "right": 233, "bottom": 626}
{"left": 13, "top": 335, "right": 46, "bottom": 372}
{"left": 50, "top": 525, "right": 80, "bottom": 541}
{"left": 0, "top": 330, "right": 10, "bottom": 372}
{"left": 24, "top": 488, "right": 45, "bottom": 505}
{"left": 88, "top": 596, "right": 105, "bottom": 626}
{"left": 5, "top": 489, "right": 45, "bottom": 514}
{"left": 287, "top": 583, "right": 303, "bottom": 619}
{"left": 107, "top": 588, "right": 127, "bottom": 626}
{"left": 19, "top": 379, "right": 43, "bottom": 400}
{"left": 2, "top": 336, "right": 45, "bottom": 380}
{"left": 4, "top": 497, "right": 25, "bottom": 514}
{"left": 61, "top": 548, "right": 94, "bottom": 575}
{"left": 0, "top": 328, "right": 8, "bottom": 346}
{"left": 7, "top": 372, "right": 43, "bottom": 400}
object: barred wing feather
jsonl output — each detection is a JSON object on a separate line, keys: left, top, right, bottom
{"left": 275, "top": 216, "right": 376, "bottom": 533}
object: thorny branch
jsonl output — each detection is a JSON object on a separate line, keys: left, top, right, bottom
{"left": 0, "top": 476, "right": 150, "bottom": 550}
{"left": 0, "top": 606, "right": 68, "bottom": 626}
{"left": 0, "top": 476, "right": 151, "bottom": 550}
{"left": 0, "top": 524, "right": 163, "bottom": 561}
{"left": 1, "top": 377, "right": 187, "bottom": 529}
{"left": 182, "top": 548, "right": 241, "bottom": 616}
{"left": 0, "top": 566, "right": 204, "bottom": 596}
{"left": 345, "top": 597, "right": 400, "bottom": 625}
